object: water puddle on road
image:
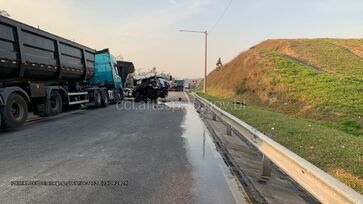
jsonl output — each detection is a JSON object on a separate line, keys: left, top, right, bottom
{"left": 165, "top": 102, "right": 248, "bottom": 204}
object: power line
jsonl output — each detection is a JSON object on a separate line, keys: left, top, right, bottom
{"left": 208, "top": 0, "right": 233, "bottom": 33}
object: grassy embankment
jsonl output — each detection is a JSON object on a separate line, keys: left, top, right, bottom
{"left": 199, "top": 92, "right": 363, "bottom": 193}
{"left": 201, "top": 39, "right": 363, "bottom": 193}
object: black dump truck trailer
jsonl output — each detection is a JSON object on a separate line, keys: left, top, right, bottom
{"left": 0, "top": 16, "right": 121, "bottom": 129}
{"left": 0, "top": 16, "right": 95, "bottom": 81}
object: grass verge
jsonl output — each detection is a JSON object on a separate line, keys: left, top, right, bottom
{"left": 198, "top": 92, "right": 363, "bottom": 194}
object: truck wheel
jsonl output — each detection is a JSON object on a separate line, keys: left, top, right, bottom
{"left": 48, "top": 90, "right": 62, "bottom": 115}
{"left": 134, "top": 91, "right": 143, "bottom": 102}
{"left": 101, "top": 90, "right": 109, "bottom": 107}
{"left": 94, "top": 90, "right": 102, "bottom": 107}
{"left": 0, "top": 93, "right": 28, "bottom": 128}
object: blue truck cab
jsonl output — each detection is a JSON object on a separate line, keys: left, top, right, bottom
{"left": 89, "top": 49, "right": 122, "bottom": 89}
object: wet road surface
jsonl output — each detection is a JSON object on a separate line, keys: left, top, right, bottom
{"left": 0, "top": 92, "right": 247, "bottom": 204}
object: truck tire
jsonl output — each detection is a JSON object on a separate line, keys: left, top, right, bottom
{"left": 0, "top": 93, "right": 28, "bottom": 128}
{"left": 94, "top": 90, "right": 102, "bottom": 107}
{"left": 101, "top": 90, "right": 109, "bottom": 107}
{"left": 134, "top": 91, "right": 143, "bottom": 102}
{"left": 48, "top": 90, "right": 62, "bottom": 115}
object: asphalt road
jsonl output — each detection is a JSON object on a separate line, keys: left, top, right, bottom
{"left": 0, "top": 92, "right": 246, "bottom": 204}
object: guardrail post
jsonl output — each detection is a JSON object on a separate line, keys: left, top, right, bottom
{"left": 212, "top": 112, "right": 217, "bottom": 121}
{"left": 260, "top": 133, "right": 273, "bottom": 182}
{"left": 226, "top": 126, "right": 232, "bottom": 136}
{"left": 195, "top": 101, "right": 202, "bottom": 113}
{"left": 261, "top": 155, "right": 272, "bottom": 177}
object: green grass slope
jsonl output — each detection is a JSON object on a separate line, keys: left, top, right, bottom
{"left": 204, "top": 38, "right": 363, "bottom": 193}
{"left": 207, "top": 39, "right": 363, "bottom": 135}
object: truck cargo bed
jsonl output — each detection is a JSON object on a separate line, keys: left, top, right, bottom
{"left": 0, "top": 16, "right": 96, "bottom": 82}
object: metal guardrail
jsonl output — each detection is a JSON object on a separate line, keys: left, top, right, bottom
{"left": 194, "top": 94, "right": 363, "bottom": 204}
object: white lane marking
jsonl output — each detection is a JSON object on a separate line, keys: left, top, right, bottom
{"left": 184, "top": 92, "right": 191, "bottom": 103}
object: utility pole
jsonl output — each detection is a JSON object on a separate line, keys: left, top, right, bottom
{"left": 180, "top": 30, "right": 208, "bottom": 93}
{"left": 204, "top": 31, "right": 208, "bottom": 93}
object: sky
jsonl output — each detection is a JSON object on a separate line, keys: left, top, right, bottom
{"left": 1, "top": 0, "right": 363, "bottom": 78}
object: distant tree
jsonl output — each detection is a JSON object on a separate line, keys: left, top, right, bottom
{"left": 216, "top": 58, "right": 223, "bottom": 70}
{"left": 0, "top": 10, "right": 10, "bottom": 17}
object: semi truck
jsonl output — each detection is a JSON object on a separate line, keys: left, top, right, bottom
{"left": 0, "top": 16, "right": 123, "bottom": 128}
{"left": 170, "top": 79, "right": 184, "bottom": 92}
